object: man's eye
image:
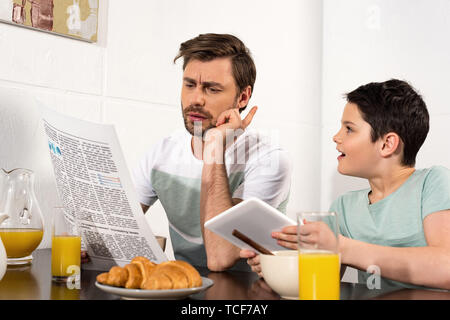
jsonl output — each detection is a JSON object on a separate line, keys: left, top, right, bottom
{"left": 208, "top": 87, "right": 220, "bottom": 93}
{"left": 184, "top": 83, "right": 195, "bottom": 88}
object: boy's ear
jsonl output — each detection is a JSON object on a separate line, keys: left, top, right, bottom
{"left": 379, "top": 132, "right": 402, "bottom": 158}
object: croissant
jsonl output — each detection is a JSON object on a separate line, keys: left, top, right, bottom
{"left": 158, "top": 260, "right": 203, "bottom": 288}
{"left": 96, "top": 256, "right": 202, "bottom": 290}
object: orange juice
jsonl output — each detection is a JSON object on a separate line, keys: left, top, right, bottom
{"left": 298, "top": 251, "right": 340, "bottom": 300}
{"left": 51, "top": 235, "right": 81, "bottom": 277}
{"left": 0, "top": 228, "right": 44, "bottom": 258}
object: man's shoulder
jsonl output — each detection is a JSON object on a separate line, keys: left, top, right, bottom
{"left": 137, "top": 129, "right": 191, "bottom": 171}
{"left": 235, "top": 130, "right": 291, "bottom": 175}
{"left": 144, "top": 129, "right": 188, "bottom": 155}
{"left": 158, "top": 129, "right": 189, "bottom": 147}
{"left": 232, "top": 129, "right": 290, "bottom": 159}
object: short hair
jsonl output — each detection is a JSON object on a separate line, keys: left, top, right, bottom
{"left": 174, "top": 33, "right": 256, "bottom": 111}
{"left": 346, "top": 79, "right": 429, "bottom": 167}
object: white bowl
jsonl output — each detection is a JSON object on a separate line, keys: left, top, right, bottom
{"left": 260, "top": 250, "right": 298, "bottom": 299}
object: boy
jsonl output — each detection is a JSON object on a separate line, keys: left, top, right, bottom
{"left": 241, "top": 79, "right": 450, "bottom": 289}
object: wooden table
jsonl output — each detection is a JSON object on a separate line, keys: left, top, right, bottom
{"left": 1, "top": 249, "right": 449, "bottom": 300}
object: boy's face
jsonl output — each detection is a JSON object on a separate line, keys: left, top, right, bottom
{"left": 333, "top": 103, "right": 380, "bottom": 178}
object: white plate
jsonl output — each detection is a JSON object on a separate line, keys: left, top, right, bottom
{"left": 95, "top": 277, "right": 214, "bottom": 300}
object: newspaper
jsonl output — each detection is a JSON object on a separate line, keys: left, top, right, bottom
{"left": 41, "top": 107, "right": 167, "bottom": 270}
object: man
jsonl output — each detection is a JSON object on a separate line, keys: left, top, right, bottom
{"left": 133, "top": 33, "right": 291, "bottom": 271}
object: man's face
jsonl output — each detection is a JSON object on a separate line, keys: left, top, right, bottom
{"left": 181, "top": 58, "right": 240, "bottom": 136}
{"left": 333, "top": 103, "right": 380, "bottom": 178}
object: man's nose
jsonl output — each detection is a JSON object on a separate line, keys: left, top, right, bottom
{"left": 189, "top": 87, "right": 206, "bottom": 107}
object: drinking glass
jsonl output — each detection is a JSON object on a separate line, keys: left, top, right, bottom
{"left": 51, "top": 207, "right": 81, "bottom": 283}
{"left": 297, "top": 211, "right": 340, "bottom": 300}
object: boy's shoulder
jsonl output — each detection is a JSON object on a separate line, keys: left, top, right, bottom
{"left": 341, "top": 187, "right": 370, "bottom": 198}
{"left": 413, "top": 165, "right": 450, "bottom": 186}
{"left": 330, "top": 188, "right": 370, "bottom": 210}
{"left": 420, "top": 165, "right": 450, "bottom": 176}
{"left": 418, "top": 165, "right": 450, "bottom": 193}
{"left": 329, "top": 166, "right": 450, "bottom": 211}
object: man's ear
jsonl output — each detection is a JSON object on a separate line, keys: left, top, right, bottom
{"left": 237, "top": 85, "right": 252, "bottom": 111}
{"left": 380, "top": 132, "right": 402, "bottom": 158}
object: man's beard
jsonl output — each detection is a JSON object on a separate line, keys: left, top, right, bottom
{"left": 181, "top": 100, "right": 241, "bottom": 137}
{"left": 182, "top": 104, "right": 215, "bottom": 138}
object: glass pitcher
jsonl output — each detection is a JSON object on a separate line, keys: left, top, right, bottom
{"left": 0, "top": 168, "right": 44, "bottom": 265}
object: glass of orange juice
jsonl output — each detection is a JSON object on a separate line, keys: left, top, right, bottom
{"left": 51, "top": 207, "right": 81, "bottom": 283}
{"left": 297, "top": 211, "right": 340, "bottom": 300}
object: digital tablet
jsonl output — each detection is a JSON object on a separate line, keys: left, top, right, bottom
{"left": 204, "top": 197, "right": 297, "bottom": 253}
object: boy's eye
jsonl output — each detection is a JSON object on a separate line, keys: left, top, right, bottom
{"left": 346, "top": 126, "right": 353, "bottom": 133}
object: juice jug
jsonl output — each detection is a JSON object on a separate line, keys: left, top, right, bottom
{"left": 0, "top": 168, "right": 44, "bottom": 265}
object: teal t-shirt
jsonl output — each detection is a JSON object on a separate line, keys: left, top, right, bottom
{"left": 330, "top": 166, "right": 450, "bottom": 288}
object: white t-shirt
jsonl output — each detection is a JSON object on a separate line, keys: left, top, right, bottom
{"left": 133, "top": 129, "right": 291, "bottom": 270}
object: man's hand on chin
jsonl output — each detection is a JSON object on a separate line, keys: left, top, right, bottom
{"left": 203, "top": 106, "right": 258, "bottom": 162}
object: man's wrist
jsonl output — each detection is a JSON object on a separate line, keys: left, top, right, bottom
{"left": 203, "top": 137, "right": 225, "bottom": 164}
{"left": 202, "top": 127, "right": 245, "bottom": 163}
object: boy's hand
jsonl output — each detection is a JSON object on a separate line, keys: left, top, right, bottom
{"left": 271, "top": 225, "right": 298, "bottom": 250}
{"left": 240, "top": 249, "right": 263, "bottom": 278}
{"left": 298, "top": 221, "right": 338, "bottom": 251}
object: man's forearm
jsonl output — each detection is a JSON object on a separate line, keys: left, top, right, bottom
{"left": 200, "top": 160, "right": 241, "bottom": 271}
{"left": 341, "top": 236, "right": 450, "bottom": 289}
{"left": 199, "top": 108, "right": 258, "bottom": 271}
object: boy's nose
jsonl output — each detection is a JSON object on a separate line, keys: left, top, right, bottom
{"left": 333, "top": 132, "right": 341, "bottom": 144}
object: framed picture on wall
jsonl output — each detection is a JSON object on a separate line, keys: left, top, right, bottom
{"left": 0, "top": 0, "right": 98, "bottom": 42}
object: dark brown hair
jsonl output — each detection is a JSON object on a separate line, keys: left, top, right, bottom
{"left": 174, "top": 33, "right": 256, "bottom": 111}
{"left": 346, "top": 79, "right": 429, "bottom": 167}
